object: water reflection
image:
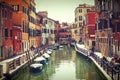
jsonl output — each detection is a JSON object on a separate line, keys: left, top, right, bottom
{"left": 14, "top": 46, "right": 105, "bottom": 80}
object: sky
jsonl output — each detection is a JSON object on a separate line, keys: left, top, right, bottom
{"left": 35, "top": 0, "right": 94, "bottom": 23}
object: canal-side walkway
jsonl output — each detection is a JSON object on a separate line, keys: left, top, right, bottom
{"left": 75, "top": 43, "right": 120, "bottom": 80}
{"left": 0, "top": 47, "right": 45, "bottom": 80}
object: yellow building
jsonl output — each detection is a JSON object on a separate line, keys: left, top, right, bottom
{"left": 29, "top": 0, "right": 36, "bottom": 49}
{"left": 70, "top": 23, "right": 80, "bottom": 43}
{"left": 22, "top": 0, "right": 30, "bottom": 52}
{"left": 74, "top": 4, "right": 94, "bottom": 43}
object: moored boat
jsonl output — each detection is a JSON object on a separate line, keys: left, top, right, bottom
{"left": 45, "top": 50, "right": 52, "bottom": 55}
{"left": 34, "top": 56, "right": 46, "bottom": 65}
{"left": 59, "top": 45, "right": 64, "bottom": 49}
{"left": 42, "top": 53, "right": 50, "bottom": 61}
{"left": 30, "top": 63, "right": 43, "bottom": 72}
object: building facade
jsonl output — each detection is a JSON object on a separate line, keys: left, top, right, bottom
{"left": 35, "top": 13, "right": 42, "bottom": 48}
{"left": 85, "top": 11, "right": 95, "bottom": 50}
{"left": 70, "top": 23, "right": 80, "bottom": 43}
{"left": 95, "top": 0, "right": 120, "bottom": 57}
{"left": 28, "top": 0, "right": 36, "bottom": 49}
{"left": 75, "top": 4, "right": 94, "bottom": 43}
{"left": 59, "top": 23, "right": 71, "bottom": 45}
{"left": 0, "top": 2, "right": 13, "bottom": 60}
{"left": 55, "top": 21, "right": 60, "bottom": 43}
{"left": 4, "top": 0, "right": 30, "bottom": 54}
{"left": 42, "top": 17, "right": 55, "bottom": 45}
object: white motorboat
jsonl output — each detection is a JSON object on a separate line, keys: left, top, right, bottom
{"left": 30, "top": 63, "right": 43, "bottom": 72}
{"left": 42, "top": 53, "right": 50, "bottom": 61}
{"left": 59, "top": 45, "right": 64, "bottom": 49}
{"left": 46, "top": 50, "right": 52, "bottom": 55}
{"left": 34, "top": 56, "right": 46, "bottom": 65}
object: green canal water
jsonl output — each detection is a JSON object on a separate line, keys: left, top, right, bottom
{"left": 12, "top": 46, "right": 106, "bottom": 80}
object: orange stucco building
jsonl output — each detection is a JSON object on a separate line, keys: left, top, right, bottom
{"left": 4, "top": 0, "right": 30, "bottom": 54}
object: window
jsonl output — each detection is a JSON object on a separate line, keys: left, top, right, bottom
{"left": 103, "top": 20, "right": 108, "bottom": 29}
{"left": 74, "top": 30, "right": 78, "bottom": 34}
{"left": 75, "top": 18, "right": 77, "bottom": 22}
{"left": 98, "top": 21, "right": 102, "bottom": 30}
{"left": 43, "top": 29, "right": 46, "bottom": 33}
{"left": 79, "top": 16, "right": 82, "bottom": 20}
{"left": 79, "top": 23, "right": 82, "bottom": 26}
{"left": 4, "top": 28, "right": 8, "bottom": 39}
{"left": 87, "top": 9, "right": 90, "bottom": 12}
{"left": 45, "top": 20, "right": 47, "bottom": 24}
{"left": 10, "top": 11, "right": 12, "bottom": 19}
{"left": 48, "top": 29, "right": 49, "bottom": 33}
{"left": 79, "top": 9, "right": 82, "bottom": 13}
{"left": 92, "top": 41, "right": 95, "bottom": 46}
{"left": 22, "top": 6, "right": 27, "bottom": 14}
{"left": 12, "top": 5, "right": 19, "bottom": 11}
{"left": 29, "top": 16, "right": 35, "bottom": 24}
{"left": 29, "top": 28, "right": 33, "bottom": 37}
{"left": 101, "top": 0, "right": 105, "bottom": 11}
{"left": 26, "top": 23, "right": 28, "bottom": 33}
{"left": 51, "top": 30, "right": 54, "bottom": 34}
{"left": 30, "top": 4, "right": 36, "bottom": 12}
{"left": 10, "top": 29, "right": 12, "bottom": 39}
{"left": 33, "top": 30, "right": 36, "bottom": 37}
{"left": 2, "top": 9, "right": 7, "bottom": 18}
{"left": 117, "top": 22, "right": 120, "bottom": 32}
{"left": 36, "top": 30, "right": 41, "bottom": 36}
{"left": 22, "top": 6, "right": 24, "bottom": 13}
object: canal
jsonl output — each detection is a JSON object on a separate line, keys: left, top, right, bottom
{"left": 12, "top": 46, "right": 106, "bottom": 80}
